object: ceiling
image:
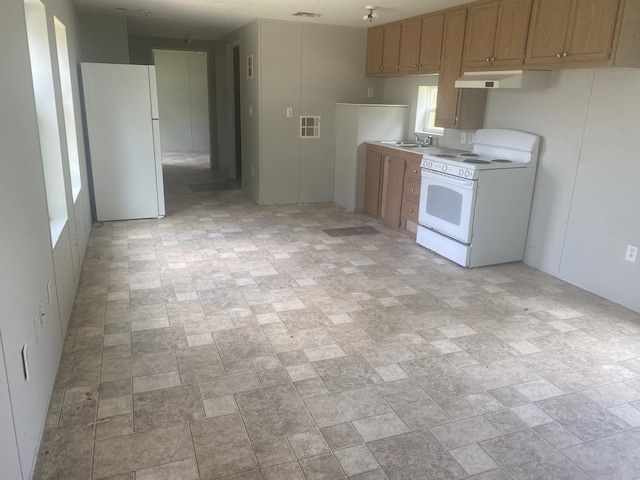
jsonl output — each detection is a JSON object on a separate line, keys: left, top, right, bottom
{"left": 71, "top": 0, "right": 470, "bottom": 41}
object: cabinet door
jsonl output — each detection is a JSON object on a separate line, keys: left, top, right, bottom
{"left": 366, "top": 27, "right": 385, "bottom": 75}
{"left": 399, "top": 18, "right": 423, "bottom": 74}
{"left": 382, "top": 23, "right": 402, "bottom": 74}
{"left": 463, "top": 1, "right": 499, "bottom": 70}
{"left": 364, "top": 149, "right": 383, "bottom": 217}
{"left": 380, "top": 156, "right": 405, "bottom": 228}
{"left": 492, "top": 0, "right": 532, "bottom": 68}
{"left": 525, "top": 0, "right": 572, "bottom": 66}
{"left": 418, "top": 13, "right": 445, "bottom": 73}
{"left": 435, "top": 8, "right": 467, "bottom": 129}
{"left": 564, "top": 0, "right": 620, "bottom": 65}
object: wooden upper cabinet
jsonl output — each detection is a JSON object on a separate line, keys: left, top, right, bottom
{"left": 367, "top": 0, "right": 636, "bottom": 77}
{"left": 463, "top": 1, "right": 500, "bottom": 69}
{"left": 366, "top": 23, "right": 402, "bottom": 75}
{"left": 525, "top": 0, "right": 577, "bottom": 66}
{"left": 382, "top": 23, "right": 402, "bottom": 74}
{"left": 525, "top": 0, "right": 622, "bottom": 67}
{"left": 366, "top": 27, "right": 385, "bottom": 75}
{"left": 435, "top": 8, "right": 467, "bottom": 129}
{"left": 492, "top": 0, "right": 533, "bottom": 67}
{"left": 564, "top": 0, "right": 620, "bottom": 64}
{"left": 463, "top": 0, "right": 531, "bottom": 70}
{"left": 399, "top": 18, "right": 423, "bottom": 73}
{"left": 418, "top": 13, "right": 445, "bottom": 73}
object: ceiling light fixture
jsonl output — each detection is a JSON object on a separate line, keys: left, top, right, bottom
{"left": 364, "top": 6, "right": 378, "bottom": 22}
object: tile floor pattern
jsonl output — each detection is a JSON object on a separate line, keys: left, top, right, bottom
{"left": 34, "top": 153, "right": 640, "bottom": 480}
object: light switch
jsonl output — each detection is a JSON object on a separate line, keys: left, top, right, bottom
{"left": 286, "top": 107, "right": 293, "bottom": 117}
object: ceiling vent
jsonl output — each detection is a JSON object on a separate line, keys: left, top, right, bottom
{"left": 292, "top": 12, "right": 322, "bottom": 18}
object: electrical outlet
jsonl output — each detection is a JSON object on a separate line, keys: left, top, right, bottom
{"left": 460, "top": 132, "right": 466, "bottom": 144}
{"left": 625, "top": 244, "right": 638, "bottom": 263}
{"left": 286, "top": 107, "right": 293, "bottom": 118}
{"left": 367, "top": 87, "right": 374, "bottom": 98}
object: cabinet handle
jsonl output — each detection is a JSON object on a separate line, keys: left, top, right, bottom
{"left": 413, "top": 64, "right": 417, "bottom": 68}
{"left": 556, "top": 53, "right": 562, "bottom": 58}
{"left": 562, "top": 52, "right": 568, "bottom": 57}
{"left": 409, "top": 208, "right": 414, "bottom": 213}
{"left": 491, "top": 57, "right": 495, "bottom": 62}
{"left": 486, "top": 57, "right": 491, "bottom": 62}
{"left": 413, "top": 169, "right": 418, "bottom": 173}
{"left": 418, "top": 63, "right": 423, "bottom": 67}
{"left": 410, "top": 188, "right": 415, "bottom": 193}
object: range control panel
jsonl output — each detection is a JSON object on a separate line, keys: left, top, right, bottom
{"left": 420, "top": 158, "right": 478, "bottom": 179}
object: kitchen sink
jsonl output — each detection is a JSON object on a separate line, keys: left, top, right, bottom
{"left": 381, "top": 141, "right": 420, "bottom": 148}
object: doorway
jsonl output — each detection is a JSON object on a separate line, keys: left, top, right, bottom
{"left": 227, "top": 43, "right": 242, "bottom": 182}
{"left": 233, "top": 46, "right": 242, "bottom": 180}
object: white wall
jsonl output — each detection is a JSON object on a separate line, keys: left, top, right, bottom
{"left": 483, "top": 68, "right": 640, "bottom": 313}
{"left": 77, "top": 12, "right": 129, "bottom": 63}
{"left": 216, "top": 20, "right": 380, "bottom": 205}
{"left": 1, "top": 0, "right": 90, "bottom": 477}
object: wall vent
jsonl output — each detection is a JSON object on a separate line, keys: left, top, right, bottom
{"left": 300, "top": 116, "right": 321, "bottom": 138}
{"left": 292, "top": 12, "right": 322, "bottom": 18}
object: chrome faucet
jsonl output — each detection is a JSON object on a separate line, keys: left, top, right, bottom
{"left": 414, "top": 132, "right": 434, "bottom": 147}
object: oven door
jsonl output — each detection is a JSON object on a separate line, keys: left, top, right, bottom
{"left": 419, "top": 169, "right": 477, "bottom": 244}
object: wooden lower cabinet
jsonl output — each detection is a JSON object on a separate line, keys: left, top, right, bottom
{"left": 365, "top": 144, "right": 422, "bottom": 237}
{"left": 364, "top": 147, "right": 384, "bottom": 216}
{"left": 380, "top": 155, "right": 405, "bottom": 228}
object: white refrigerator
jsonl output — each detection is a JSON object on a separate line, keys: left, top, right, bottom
{"left": 81, "top": 63, "right": 165, "bottom": 222}
{"left": 333, "top": 103, "right": 409, "bottom": 212}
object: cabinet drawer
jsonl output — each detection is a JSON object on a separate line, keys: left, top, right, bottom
{"left": 405, "top": 160, "right": 422, "bottom": 181}
{"left": 402, "top": 199, "right": 419, "bottom": 222}
{"left": 403, "top": 176, "right": 421, "bottom": 203}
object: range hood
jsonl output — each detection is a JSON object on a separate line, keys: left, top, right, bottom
{"left": 455, "top": 70, "right": 551, "bottom": 89}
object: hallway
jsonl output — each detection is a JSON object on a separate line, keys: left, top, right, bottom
{"left": 34, "top": 155, "right": 640, "bottom": 479}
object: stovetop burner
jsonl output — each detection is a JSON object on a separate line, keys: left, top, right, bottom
{"left": 491, "top": 159, "right": 512, "bottom": 163}
{"left": 463, "top": 159, "right": 490, "bottom": 164}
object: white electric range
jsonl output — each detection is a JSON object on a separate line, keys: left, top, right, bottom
{"left": 416, "top": 128, "right": 540, "bottom": 267}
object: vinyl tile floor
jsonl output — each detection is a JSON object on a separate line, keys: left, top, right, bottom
{"left": 34, "top": 154, "right": 640, "bottom": 480}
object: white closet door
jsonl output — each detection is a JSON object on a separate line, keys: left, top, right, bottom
{"left": 153, "top": 49, "right": 210, "bottom": 154}
{"left": 188, "top": 51, "right": 210, "bottom": 153}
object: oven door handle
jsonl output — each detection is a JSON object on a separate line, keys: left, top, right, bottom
{"left": 422, "top": 170, "right": 475, "bottom": 189}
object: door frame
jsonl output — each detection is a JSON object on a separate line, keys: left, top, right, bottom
{"left": 226, "top": 42, "right": 242, "bottom": 180}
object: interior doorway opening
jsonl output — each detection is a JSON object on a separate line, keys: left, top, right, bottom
{"left": 233, "top": 45, "right": 242, "bottom": 181}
